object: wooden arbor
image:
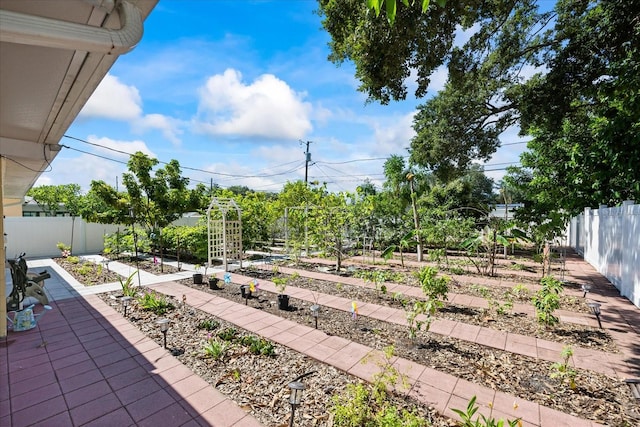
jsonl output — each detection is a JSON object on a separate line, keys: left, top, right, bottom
{"left": 207, "top": 198, "right": 242, "bottom": 271}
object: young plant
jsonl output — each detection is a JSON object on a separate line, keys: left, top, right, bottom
{"left": 216, "top": 327, "right": 239, "bottom": 341}
{"left": 137, "top": 291, "right": 174, "bottom": 315}
{"left": 56, "top": 242, "right": 71, "bottom": 257}
{"left": 240, "top": 335, "right": 275, "bottom": 356}
{"left": 510, "top": 283, "right": 530, "bottom": 302}
{"left": 406, "top": 298, "right": 437, "bottom": 339}
{"left": 119, "top": 271, "right": 138, "bottom": 297}
{"left": 331, "top": 346, "right": 427, "bottom": 426}
{"left": 549, "top": 346, "right": 577, "bottom": 389}
{"left": 532, "top": 276, "right": 563, "bottom": 327}
{"left": 272, "top": 277, "right": 288, "bottom": 294}
{"left": 197, "top": 318, "right": 220, "bottom": 331}
{"left": 475, "top": 286, "right": 513, "bottom": 316}
{"left": 417, "top": 266, "right": 449, "bottom": 303}
{"left": 202, "top": 335, "right": 231, "bottom": 360}
{"left": 451, "top": 395, "right": 521, "bottom": 427}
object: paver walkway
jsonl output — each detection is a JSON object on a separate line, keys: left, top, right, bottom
{"left": 2, "top": 261, "right": 263, "bottom": 427}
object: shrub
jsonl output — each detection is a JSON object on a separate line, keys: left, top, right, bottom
{"left": 532, "top": 276, "right": 563, "bottom": 327}
{"left": 137, "top": 291, "right": 174, "bottom": 315}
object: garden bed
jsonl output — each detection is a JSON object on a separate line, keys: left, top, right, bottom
{"left": 97, "top": 291, "right": 451, "bottom": 427}
{"left": 176, "top": 276, "right": 638, "bottom": 426}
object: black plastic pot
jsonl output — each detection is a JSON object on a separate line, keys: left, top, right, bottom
{"left": 193, "top": 273, "right": 203, "bottom": 284}
{"left": 240, "top": 285, "right": 252, "bottom": 299}
{"left": 277, "top": 294, "right": 289, "bottom": 310}
{"left": 208, "top": 278, "right": 220, "bottom": 290}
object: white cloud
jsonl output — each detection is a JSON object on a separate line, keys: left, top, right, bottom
{"left": 80, "top": 74, "right": 142, "bottom": 120}
{"left": 86, "top": 135, "right": 155, "bottom": 160}
{"left": 195, "top": 68, "right": 313, "bottom": 140}
{"left": 79, "top": 74, "right": 183, "bottom": 145}
{"left": 370, "top": 112, "right": 416, "bottom": 156}
{"left": 134, "top": 114, "right": 183, "bottom": 146}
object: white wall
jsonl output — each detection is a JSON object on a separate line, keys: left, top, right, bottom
{"left": 567, "top": 200, "right": 640, "bottom": 308}
{"left": 4, "top": 217, "right": 119, "bottom": 258}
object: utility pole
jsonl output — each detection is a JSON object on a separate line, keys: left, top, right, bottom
{"left": 301, "top": 140, "right": 312, "bottom": 184}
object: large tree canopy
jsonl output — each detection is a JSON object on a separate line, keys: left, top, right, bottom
{"left": 318, "top": 0, "right": 640, "bottom": 210}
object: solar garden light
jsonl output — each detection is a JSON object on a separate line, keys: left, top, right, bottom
{"left": 287, "top": 381, "right": 305, "bottom": 427}
{"left": 156, "top": 318, "right": 170, "bottom": 349}
{"left": 121, "top": 296, "right": 132, "bottom": 317}
{"left": 581, "top": 284, "right": 592, "bottom": 297}
{"left": 310, "top": 304, "right": 320, "bottom": 329}
{"left": 587, "top": 302, "right": 603, "bottom": 329}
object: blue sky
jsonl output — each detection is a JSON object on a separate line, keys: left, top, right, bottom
{"left": 37, "top": 0, "right": 528, "bottom": 194}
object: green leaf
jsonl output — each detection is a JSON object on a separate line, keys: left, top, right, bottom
{"left": 381, "top": 245, "right": 396, "bottom": 260}
{"left": 421, "top": 0, "right": 430, "bottom": 13}
{"left": 386, "top": 0, "right": 397, "bottom": 24}
{"left": 368, "top": 0, "right": 381, "bottom": 16}
{"left": 435, "top": 0, "right": 446, "bottom": 7}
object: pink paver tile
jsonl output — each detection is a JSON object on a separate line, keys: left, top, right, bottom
{"left": 392, "top": 357, "right": 425, "bottom": 384}
{"left": 428, "top": 319, "right": 457, "bottom": 336}
{"left": 201, "top": 399, "right": 249, "bottom": 427}
{"left": 126, "top": 388, "right": 176, "bottom": 422}
{"left": 99, "top": 356, "right": 140, "bottom": 379}
{"left": 163, "top": 374, "right": 208, "bottom": 400}
{"left": 64, "top": 380, "right": 113, "bottom": 409}
{"left": 10, "top": 395, "right": 68, "bottom": 427}
{"left": 287, "top": 335, "right": 324, "bottom": 354}
{"left": 416, "top": 367, "right": 458, "bottom": 394}
{"left": 319, "top": 335, "right": 350, "bottom": 351}
{"left": 93, "top": 348, "right": 131, "bottom": 367}
{"left": 231, "top": 415, "right": 265, "bottom": 427}
{"left": 178, "top": 387, "right": 225, "bottom": 416}
{"left": 330, "top": 342, "right": 372, "bottom": 372}
{"left": 50, "top": 348, "right": 90, "bottom": 369}
{"left": 303, "top": 341, "right": 340, "bottom": 362}
{"left": 116, "top": 377, "right": 163, "bottom": 405}
{"left": 55, "top": 358, "right": 98, "bottom": 380}
{"left": 449, "top": 323, "right": 481, "bottom": 342}
{"left": 155, "top": 363, "right": 195, "bottom": 386}
{"left": 348, "top": 349, "right": 390, "bottom": 382}
{"left": 80, "top": 407, "right": 135, "bottom": 426}
{"left": 107, "top": 366, "right": 153, "bottom": 390}
{"left": 408, "top": 381, "right": 452, "bottom": 415}
{"left": 535, "top": 338, "right": 564, "bottom": 352}
{"left": 59, "top": 368, "right": 105, "bottom": 393}
{"left": 270, "top": 330, "right": 302, "bottom": 346}
{"left": 136, "top": 402, "right": 193, "bottom": 427}
{"left": 491, "top": 390, "right": 539, "bottom": 426}
{"left": 452, "top": 378, "right": 495, "bottom": 403}
{"left": 70, "top": 392, "right": 123, "bottom": 426}
{"left": 9, "top": 361, "right": 53, "bottom": 384}
{"left": 474, "top": 328, "right": 508, "bottom": 349}
{"left": 539, "top": 405, "right": 592, "bottom": 427}
{"left": 505, "top": 335, "right": 537, "bottom": 357}
{"left": 11, "top": 382, "right": 61, "bottom": 412}
{"left": 369, "top": 305, "right": 399, "bottom": 322}
{"left": 10, "top": 371, "right": 57, "bottom": 396}
{"left": 33, "top": 411, "right": 74, "bottom": 427}
{"left": 445, "top": 393, "right": 492, "bottom": 422}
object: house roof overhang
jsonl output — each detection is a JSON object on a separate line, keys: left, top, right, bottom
{"left": 0, "top": 0, "right": 158, "bottom": 204}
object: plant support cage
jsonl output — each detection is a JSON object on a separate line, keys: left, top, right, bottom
{"left": 207, "top": 198, "right": 242, "bottom": 271}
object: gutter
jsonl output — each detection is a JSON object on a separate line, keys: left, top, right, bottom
{"left": 0, "top": 0, "right": 143, "bottom": 55}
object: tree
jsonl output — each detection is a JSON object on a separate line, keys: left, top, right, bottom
{"left": 87, "top": 152, "right": 202, "bottom": 270}
{"left": 366, "top": 0, "right": 443, "bottom": 24}
{"left": 319, "top": 0, "right": 640, "bottom": 211}
{"left": 28, "top": 184, "right": 83, "bottom": 254}
{"left": 382, "top": 155, "right": 429, "bottom": 261}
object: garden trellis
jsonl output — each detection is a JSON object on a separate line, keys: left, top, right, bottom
{"left": 207, "top": 198, "right": 242, "bottom": 271}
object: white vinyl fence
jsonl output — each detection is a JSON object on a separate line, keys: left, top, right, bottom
{"left": 4, "top": 217, "right": 119, "bottom": 259}
{"left": 567, "top": 200, "right": 640, "bottom": 308}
